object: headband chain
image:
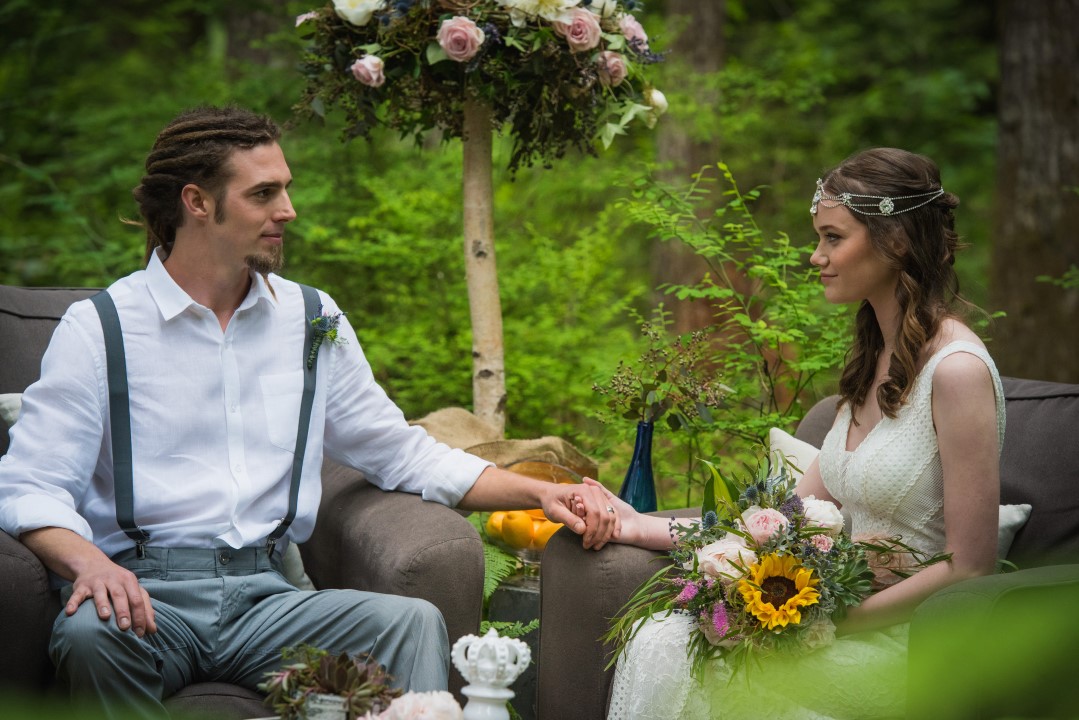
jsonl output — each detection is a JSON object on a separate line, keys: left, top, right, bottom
{"left": 810, "top": 178, "right": 944, "bottom": 216}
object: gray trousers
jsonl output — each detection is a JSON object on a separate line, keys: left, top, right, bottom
{"left": 50, "top": 546, "right": 449, "bottom": 720}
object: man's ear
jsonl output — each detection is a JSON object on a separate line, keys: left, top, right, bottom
{"left": 180, "top": 183, "right": 213, "bottom": 221}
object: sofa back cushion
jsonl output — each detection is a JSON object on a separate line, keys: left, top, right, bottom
{"left": 0, "top": 285, "right": 99, "bottom": 455}
{"left": 998, "top": 377, "right": 1079, "bottom": 566}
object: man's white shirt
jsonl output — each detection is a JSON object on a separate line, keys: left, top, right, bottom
{"left": 0, "top": 251, "right": 491, "bottom": 558}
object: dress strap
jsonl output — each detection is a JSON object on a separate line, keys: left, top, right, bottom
{"left": 266, "top": 284, "right": 321, "bottom": 553}
{"left": 920, "top": 340, "right": 1006, "bottom": 450}
{"left": 90, "top": 291, "right": 151, "bottom": 557}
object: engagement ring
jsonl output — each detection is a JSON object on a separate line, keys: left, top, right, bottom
{"left": 606, "top": 505, "right": 615, "bottom": 513}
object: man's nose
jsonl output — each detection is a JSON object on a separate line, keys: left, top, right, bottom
{"left": 277, "top": 190, "right": 297, "bottom": 222}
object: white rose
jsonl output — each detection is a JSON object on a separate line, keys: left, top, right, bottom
{"left": 696, "top": 533, "right": 757, "bottom": 584}
{"left": 645, "top": 87, "right": 668, "bottom": 114}
{"left": 333, "top": 0, "right": 386, "bottom": 26}
{"left": 587, "top": 0, "right": 618, "bottom": 17}
{"left": 800, "top": 616, "right": 836, "bottom": 651}
{"left": 802, "top": 495, "right": 845, "bottom": 537}
{"left": 495, "top": 0, "right": 579, "bottom": 26}
{"left": 379, "top": 690, "right": 463, "bottom": 720}
{"left": 643, "top": 87, "right": 667, "bottom": 128}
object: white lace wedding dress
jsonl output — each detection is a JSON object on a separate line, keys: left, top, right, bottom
{"left": 607, "top": 342, "right": 1005, "bottom": 720}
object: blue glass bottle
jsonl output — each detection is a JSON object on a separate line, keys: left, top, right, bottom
{"left": 618, "top": 421, "right": 657, "bottom": 513}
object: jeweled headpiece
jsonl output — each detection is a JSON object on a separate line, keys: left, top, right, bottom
{"left": 810, "top": 178, "right": 944, "bottom": 216}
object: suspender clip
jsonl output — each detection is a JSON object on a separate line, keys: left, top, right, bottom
{"left": 135, "top": 538, "right": 147, "bottom": 559}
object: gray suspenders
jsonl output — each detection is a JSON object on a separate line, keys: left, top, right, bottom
{"left": 90, "top": 284, "right": 322, "bottom": 558}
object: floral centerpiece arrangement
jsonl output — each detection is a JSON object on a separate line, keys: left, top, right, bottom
{"left": 294, "top": 0, "right": 666, "bottom": 433}
{"left": 258, "top": 645, "right": 462, "bottom": 719}
{"left": 295, "top": 0, "right": 666, "bottom": 172}
{"left": 605, "top": 458, "right": 949, "bottom": 676}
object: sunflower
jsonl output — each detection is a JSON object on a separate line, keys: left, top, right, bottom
{"left": 737, "top": 553, "right": 820, "bottom": 630}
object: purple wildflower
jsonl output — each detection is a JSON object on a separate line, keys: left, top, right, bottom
{"left": 711, "top": 603, "right": 729, "bottom": 638}
{"left": 675, "top": 580, "right": 700, "bottom": 606}
{"left": 779, "top": 494, "right": 804, "bottom": 521}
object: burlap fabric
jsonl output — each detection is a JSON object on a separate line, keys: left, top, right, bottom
{"left": 410, "top": 407, "right": 599, "bottom": 479}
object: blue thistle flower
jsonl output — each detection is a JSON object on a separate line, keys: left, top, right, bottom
{"left": 701, "top": 511, "right": 718, "bottom": 530}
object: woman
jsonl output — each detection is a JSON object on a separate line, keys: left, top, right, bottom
{"left": 596, "top": 148, "right": 1005, "bottom": 719}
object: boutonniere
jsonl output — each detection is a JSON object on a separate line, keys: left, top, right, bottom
{"left": 307, "top": 305, "right": 348, "bottom": 369}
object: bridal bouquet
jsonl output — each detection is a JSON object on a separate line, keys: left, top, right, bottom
{"left": 294, "top": 0, "right": 666, "bottom": 172}
{"left": 606, "top": 458, "right": 948, "bottom": 676}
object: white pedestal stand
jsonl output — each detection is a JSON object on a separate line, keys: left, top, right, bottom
{"left": 451, "top": 628, "right": 532, "bottom": 720}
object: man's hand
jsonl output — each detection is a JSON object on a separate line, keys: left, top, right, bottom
{"left": 539, "top": 477, "right": 621, "bottom": 551}
{"left": 21, "top": 527, "right": 157, "bottom": 637}
{"left": 66, "top": 558, "right": 157, "bottom": 637}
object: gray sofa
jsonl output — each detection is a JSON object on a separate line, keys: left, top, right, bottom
{"left": 0, "top": 285, "right": 485, "bottom": 718}
{"left": 539, "top": 376, "right": 1079, "bottom": 719}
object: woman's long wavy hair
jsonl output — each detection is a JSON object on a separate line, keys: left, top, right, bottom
{"left": 131, "top": 106, "right": 281, "bottom": 265}
{"left": 822, "top": 148, "right": 968, "bottom": 418}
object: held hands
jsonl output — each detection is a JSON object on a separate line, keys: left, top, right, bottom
{"left": 578, "top": 477, "right": 652, "bottom": 548}
{"left": 67, "top": 557, "right": 157, "bottom": 638}
{"left": 540, "top": 477, "right": 621, "bottom": 551}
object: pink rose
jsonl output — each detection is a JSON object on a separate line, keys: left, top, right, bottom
{"left": 742, "top": 506, "right": 790, "bottom": 545}
{"left": 554, "top": 8, "right": 602, "bottom": 52}
{"left": 809, "top": 534, "right": 834, "bottom": 553}
{"left": 856, "top": 534, "right": 917, "bottom": 591}
{"left": 350, "top": 55, "right": 385, "bottom": 87}
{"left": 437, "top": 16, "right": 485, "bottom": 63}
{"left": 596, "top": 51, "right": 627, "bottom": 87}
{"left": 695, "top": 533, "right": 756, "bottom": 584}
{"left": 618, "top": 14, "right": 648, "bottom": 48}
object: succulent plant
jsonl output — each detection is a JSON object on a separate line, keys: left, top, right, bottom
{"left": 258, "top": 645, "right": 403, "bottom": 719}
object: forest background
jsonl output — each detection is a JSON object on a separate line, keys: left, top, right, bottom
{"left": 2, "top": 0, "right": 1077, "bottom": 508}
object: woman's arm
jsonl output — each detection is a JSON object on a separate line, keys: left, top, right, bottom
{"left": 837, "top": 352, "right": 1001, "bottom": 635}
{"left": 794, "top": 455, "right": 841, "bottom": 507}
{"left": 583, "top": 478, "right": 698, "bottom": 551}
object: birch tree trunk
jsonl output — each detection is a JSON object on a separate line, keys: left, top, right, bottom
{"left": 990, "top": 0, "right": 1079, "bottom": 382}
{"left": 462, "top": 99, "right": 506, "bottom": 433}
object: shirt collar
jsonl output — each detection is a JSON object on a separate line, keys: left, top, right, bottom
{"left": 146, "top": 249, "right": 280, "bottom": 322}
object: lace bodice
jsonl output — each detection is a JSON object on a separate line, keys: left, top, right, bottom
{"left": 818, "top": 341, "right": 1005, "bottom": 555}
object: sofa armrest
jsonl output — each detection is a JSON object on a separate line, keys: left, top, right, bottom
{"left": 537, "top": 509, "right": 694, "bottom": 720}
{"left": 908, "top": 564, "right": 1079, "bottom": 719}
{"left": 0, "top": 531, "right": 62, "bottom": 693}
{"left": 299, "top": 460, "right": 485, "bottom": 697}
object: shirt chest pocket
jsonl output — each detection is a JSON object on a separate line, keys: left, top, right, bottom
{"left": 259, "top": 371, "right": 305, "bottom": 452}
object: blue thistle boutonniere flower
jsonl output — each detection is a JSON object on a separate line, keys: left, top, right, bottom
{"left": 307, "top": 305, "right": 347, "bottom": 369}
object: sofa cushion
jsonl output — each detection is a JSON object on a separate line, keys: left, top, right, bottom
{"left": 0, "top": 286, "right": 100, "bottom": 455}
{"left": 999, "top": 377, "right": 1079, "bottom": 566}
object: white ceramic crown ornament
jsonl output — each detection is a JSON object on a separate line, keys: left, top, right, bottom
{"left": 451, "top": 628, "right": 531, "bottom": 720}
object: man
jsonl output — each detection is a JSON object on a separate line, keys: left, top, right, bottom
{"left": 0, "top": 106, "right": 617, "bottom": 718}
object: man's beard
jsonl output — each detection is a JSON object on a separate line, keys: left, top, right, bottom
{"left": 245, "top": 245, "right": 284, "bottom": 275}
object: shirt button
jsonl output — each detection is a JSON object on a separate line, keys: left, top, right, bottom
{"left": 230, "top": 404, "right": 238, "bottom": 413}
{"left": 233, "top": 464, "right": 242, "bottom": 473}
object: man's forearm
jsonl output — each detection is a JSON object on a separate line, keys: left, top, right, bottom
{"left": 456, "top": 466, "right": 553, "bottom": 511}
{"left": 20, "top": 526, "right": 112, "bottom": 582}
